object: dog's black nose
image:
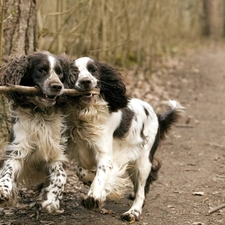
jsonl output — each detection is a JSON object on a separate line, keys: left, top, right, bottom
{"left": 80, "top": 79, "right": 91, "bottom": 87}
{"left": 50, "top": 83, "right": 63, "bottom": 92}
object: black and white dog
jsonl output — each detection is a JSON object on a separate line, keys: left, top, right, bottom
{"left": 0, "top": 51, "right": 67, "bottom": 214}
{"left": 62, "top": 56, "right": 184, "bottom": 221}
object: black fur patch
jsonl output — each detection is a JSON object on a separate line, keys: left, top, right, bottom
{"left": 143, "top": 107, "right": 149, "bottom": 116}
{"left": 140, "top": 123, "right": 145, "bottom": 140}
{"left": 113, "top": 107, "right": 134, "bottom": 139}
{"left": 157, "top": 105, "right": 180, "bottom": 140}
{"left": 57, "top": 54, "right": 78, "bottom": 89}
{"left": 97, "top": 61, "right": 129, "bottom": 112}
{"left": 144, "top": 127, "right": 161, "bottom": 195}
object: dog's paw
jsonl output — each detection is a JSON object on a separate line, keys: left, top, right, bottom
{"left": 121, "top": 209, "right": 141, "bottom": 222}
{"left": 41, "top": 199, "right": 64, "bottom": 215}
{"left": 80, "top": 195, "right": 101, "bottom": 210}
{"left": 128, "top": 193, "right": 135, "bottom": 200}
{"left": 76, "top": 165, "right": 95, "bottom": 184}
{"left": 0, "top": 186, "right": 11, "bottom": 203}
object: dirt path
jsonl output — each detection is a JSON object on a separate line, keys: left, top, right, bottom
{"left": 1, "top": 45, "right": 225, "bottom": 225}
{"left": 148, "top": 44, "right": 225, "bottom": 225}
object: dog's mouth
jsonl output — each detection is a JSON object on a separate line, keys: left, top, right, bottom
{"left": 41, "top": 94, "right": 58, "bottom": 105}
{"left": 74, "top": 85, "right": 96, "bottom": 103}
{"left": 80, "top": 93, "right": 94, "bottom": 103}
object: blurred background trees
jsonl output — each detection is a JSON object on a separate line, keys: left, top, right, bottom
{"left": 38, "top": 0, "right": 203, "bottom": 67}
{"left": 0, "top": 0, "right": 225, "bottom": 143}
{"left": 1, "top": 0, "right": 224, "bottom": 72}
{"left": 37, "top": 0, "right": 225, "bottom": 67}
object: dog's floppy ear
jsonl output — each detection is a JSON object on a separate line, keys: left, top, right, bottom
{"left": 0, "top": 55, "right": 29, "bottom": 86}
{"left": 0, "top": 55, "right": 30, "bottom": 104}
{"left": 57, "top": 53, "right": 78, "bottom": 89}
{"left": 99, "top": 62, "right": 129, "bottom": 112}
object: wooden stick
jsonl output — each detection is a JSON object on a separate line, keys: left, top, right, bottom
{"left": 0, "top": 85, "right": 100, "bottom": 96}
{"left": 63, "top": 88, "right": 100, "bottom": 96}
{"left": 207, "top": 203, "right": 225, "bottom": 215}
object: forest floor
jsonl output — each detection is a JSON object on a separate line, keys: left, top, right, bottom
{"left": 1, "top": 43, "right": 225, "bottom": 225}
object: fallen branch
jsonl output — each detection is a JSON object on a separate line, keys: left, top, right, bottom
{"left": 0, "top": 85, "right": 100, "bottom": 96}
{"left": 207, "top": 203, "right": 225, "bottom": 215}
{"left": 175, "top": 124, "right": 194, "bottom": 128}
{"left": 207, "top": 142, "right": 225, "bottom": 149}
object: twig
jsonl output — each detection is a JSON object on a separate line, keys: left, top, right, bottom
{"left": 207, "top": 142, "right": 225, "bottom": 149}
{"left": 175, "top": 124, "right": 194, "bottom": 128}
{"left": 207, "top": 203, "right": 225, "bottom": 215}
{"left": 45, "top": 1, "right": 81, "bottom": 17}
{"left": 0, "top": 85, "right": 100, "bottom": 96}
{"left": 0, "top": 0, "right": 6, "bottom": 64}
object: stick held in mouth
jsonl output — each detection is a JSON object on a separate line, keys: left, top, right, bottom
{"left": 0, "top": 85, "right": 100, "bottom": 96}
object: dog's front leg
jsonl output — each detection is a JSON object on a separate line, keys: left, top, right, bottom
{"left": 40, "top": 161, "right": 67, "bottom": 214}
{"left": 0, "top": 158, "right": 21, "bottom": 204}
{"left": 81, "top": 115, "right": 118, "bottom": 210}
{"left": 81, "top": 151, "right": 113, "bottom": 209}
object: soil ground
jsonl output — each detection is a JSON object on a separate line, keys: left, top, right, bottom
{"left": 0, "top": 44, "right": 225, "bottom": 224}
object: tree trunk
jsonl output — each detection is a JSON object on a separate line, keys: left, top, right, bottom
{"left": 2, "top": 0, "right": 37, "bottom": 55}
{"left": 203, "top": 0, "right": 219, "bottom": 39}
{"left": 223, "top": 0, "right": 225, "bottom": 36}
{"left": 0, "top": 0, "right": 37, "bottom": 145}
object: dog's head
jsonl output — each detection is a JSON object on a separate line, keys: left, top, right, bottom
{"left": 0, "top": 51, "right": 64, "bottom": 108}
{"left": 63, "top": 57, "right": 129, "bottom": 112}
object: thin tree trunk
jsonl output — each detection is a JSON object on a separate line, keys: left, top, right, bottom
{"left": 223, "top": 0, "right": 225, "bottom": 36}
{"left": 0, "top": 0, "right": 6, "bottom": 63}
{"left": 203, "top": 0, "right": 219, "bottom": 39}
{"left": 0, "top": 0, "right": 37, "bottom": 145}
{"left": 2, "top": 0, "right": 37, "bottom": 55}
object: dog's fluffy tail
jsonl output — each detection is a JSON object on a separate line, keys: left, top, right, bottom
{"left": 158, "top": 100, "right": 185, "bottom": 140}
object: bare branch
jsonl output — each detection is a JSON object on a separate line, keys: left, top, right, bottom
{"left": 0, "top": 85, "right": 100, "bottom": 96}
{"left": 0, "top": 0, "right": 6, "bottom": 64}
{"left": 207, "top": 203, "right": 225, "bottom": 215}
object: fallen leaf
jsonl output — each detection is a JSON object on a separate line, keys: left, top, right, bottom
{"left": 100, "top": 208, "right": 114, "bottom": 215}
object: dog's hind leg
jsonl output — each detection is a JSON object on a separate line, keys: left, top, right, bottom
{"left": 40, "top": 161, "right": 67, "bottom": 214}
{"left": 121, "top": 153, "right": 152, "bottom": 222}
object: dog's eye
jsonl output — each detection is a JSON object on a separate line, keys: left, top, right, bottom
{"left": 89, "top": 68, "right": 96, "bottom": 73}
{"left": 58, "top": 72, "right": 63, "bottom": 80}
{"left": 56, "top": 68, "right": 62, "bottom": 76}
{"left": 38, "top": 68, "right": 47, "bottom": 74}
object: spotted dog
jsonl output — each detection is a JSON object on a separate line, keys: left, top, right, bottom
{"left": 0, "top": 51, "right": 68, "bottom": 214}
{"left": 59, "top": 56, "right": 184, "bottom": 221}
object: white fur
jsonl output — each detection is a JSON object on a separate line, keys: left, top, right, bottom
{"left": 67, "top": 97, "right": 126, "bottom": 205}
{"left": 0, "top": 105, "right": 68, "bottom": 214}
{"left": 113, "top": 98, "right": 158, "bottom": 164}
{"left": 74, "top": 57, "right": 98, "bottom": 89}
